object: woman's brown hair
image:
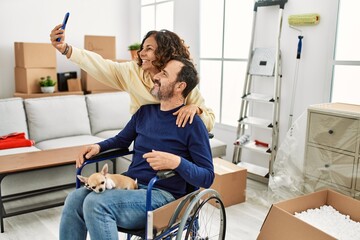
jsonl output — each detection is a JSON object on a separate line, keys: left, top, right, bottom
{"left": 136, "top": 30, "right": 191, "bottom": 71}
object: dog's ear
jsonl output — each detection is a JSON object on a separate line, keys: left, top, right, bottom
{"left": 77, "top": 175, "right": 88, "bottom": 183}
{"left": 101, "top": 163, "right": 109, "bottom": 175}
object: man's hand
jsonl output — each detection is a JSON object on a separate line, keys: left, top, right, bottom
{"left": 143, "top": 150, "right": 181, "bottom": 171}
{"left": 76, "top": 144, "right": 100, "bottom": 168}
{"left": 173, "top": 104, "right": 202, "bottom": 128}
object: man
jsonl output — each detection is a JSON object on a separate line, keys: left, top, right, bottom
{"left": 59, "top": 57, "right": 214, "bottom": 240}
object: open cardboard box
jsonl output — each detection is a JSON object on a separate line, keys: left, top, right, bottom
{"left": 257, "top": 189, "right": 360, "bottom": 240}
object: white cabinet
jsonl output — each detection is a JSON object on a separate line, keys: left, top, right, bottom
{"left": 304, "top": 103, "right": 360, "bottom": 197}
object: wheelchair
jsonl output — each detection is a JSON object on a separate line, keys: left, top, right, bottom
{"left": 75, "top": 148, "right": 227, "bottom": 240}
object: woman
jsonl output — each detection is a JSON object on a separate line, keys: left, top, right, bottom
{"left": 50, "top": 26, "right": 215, "bottom": 131}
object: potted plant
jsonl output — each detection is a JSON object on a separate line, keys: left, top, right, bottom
{"left": 39, "top": 76, "right": 56, "bottom": 93}
{"left": 128, "top": 42, "right": 141, "bottom": 60}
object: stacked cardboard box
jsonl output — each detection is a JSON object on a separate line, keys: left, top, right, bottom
{"left": 14, "top": 42, "right": 57, "bottom": 93}
{"left": 82, "top": 35, "right": 119, "bottom": 92}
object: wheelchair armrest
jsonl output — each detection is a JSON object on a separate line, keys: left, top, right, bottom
{"left": 146, "top": 170, "right": 178, "bottom": 214}
{"left": 84, "top": 148, "right": 133, "bottom": 162}
{"left": 76, "top": 148, "right": 133, "bottom": 189}
{"left": 156, "top": 170, "right": 176, "bottom": 180}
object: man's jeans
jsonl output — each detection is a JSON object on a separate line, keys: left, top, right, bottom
{"left": 59, "top": 184, "right": 175, "bottom": 240}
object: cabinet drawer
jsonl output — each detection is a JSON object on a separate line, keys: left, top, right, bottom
{"left": 308, "top": 112, "right": 358, "bottom": 152}
{"left": 305, "top": 146, "right": 354, "bottom": 189}
{"left": 356, "top": 158, "right": 360, "bottom": 191}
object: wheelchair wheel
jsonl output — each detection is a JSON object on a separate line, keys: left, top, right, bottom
{"left": 184, "top": 192, "right": 226, "bottom": 240}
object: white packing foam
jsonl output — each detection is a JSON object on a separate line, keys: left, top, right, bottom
{"left": 295, "top": 205, "right": 360, "bottom": 240}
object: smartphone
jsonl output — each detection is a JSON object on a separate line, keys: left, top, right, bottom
{"left": 56, "top": 12, "right": 70, "bottom": 42}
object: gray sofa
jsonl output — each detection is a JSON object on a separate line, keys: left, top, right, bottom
{"left": 0, "top": 92, "right": 227, "bottom": 195}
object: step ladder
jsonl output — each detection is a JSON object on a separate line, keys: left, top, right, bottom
{"left": 232, "top": 0, "right": 287, "bottom": 184}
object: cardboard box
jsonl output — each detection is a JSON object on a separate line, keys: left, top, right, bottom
{"left": 14, "top": 42, "right": 56, "bottom": 68}
{"left": 257, "top": 189, "right": 360, "bottom": 240}
{"left": 67, "top": 78, "right": 82, "bottom": 92}
{"left": 84, "top": 35, "right": 116, "bottom": 59}
{"left": 153, "top": 190, "right": 200, "bottom": 233}
{"left": 81, "top": 70, "right": 118, "bottom": 91}
{"left": 210, "top": 158, "right": 247, "bottom": 207}
{"left": 81, "top": 60, "right": 128, "bottom": 92}
{"left": 15, "top": 67, "right": 57, "bottom": 93}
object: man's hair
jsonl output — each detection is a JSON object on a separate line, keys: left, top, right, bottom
{"left": 173, "top": 57, "right": 199, "bottom": 98}
{"left": 137, "top": 30, "right": 191, "bottom": 71}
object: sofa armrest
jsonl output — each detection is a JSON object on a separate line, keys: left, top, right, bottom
{"left": 0, "top": 98, "right": 29, "bottom": 138}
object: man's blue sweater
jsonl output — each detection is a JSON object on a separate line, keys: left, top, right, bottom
{"left": 98, "top": 104, "right": 214, "bottom": 199}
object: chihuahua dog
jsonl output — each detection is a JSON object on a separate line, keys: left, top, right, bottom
{"left": 77, "top": 163, "right": 138, "bottom": 193}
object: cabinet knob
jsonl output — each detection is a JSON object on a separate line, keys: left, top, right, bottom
{"left": 328, "top": 129, "right": 334, "bottom": 134}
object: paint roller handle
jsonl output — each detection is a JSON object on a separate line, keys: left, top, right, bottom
{"left": 296, "top": 36, "right": 303, "bottom": 59}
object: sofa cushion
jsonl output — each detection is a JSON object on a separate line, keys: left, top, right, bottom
{"left": 86, "top": 92, "right": 131, "bottom": 135}
{"left": 0, "top": 98, "right": 29, "bottom": 138}
{"left": 94, "top": 130, "right": 120, "bottom": 139}
{"left": 25, "top": 95, "right": 92, "bottom": 143}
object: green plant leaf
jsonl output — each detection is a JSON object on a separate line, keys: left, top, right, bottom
{"left": 128, "top": 42, "right": 141, "bottom": 51}
{"left": 39, "top": 76, "right": 56, "bottom": 86}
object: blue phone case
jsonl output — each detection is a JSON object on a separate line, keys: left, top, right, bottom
{"left": 57, "top": 12, "right": 70, "bottom": 42}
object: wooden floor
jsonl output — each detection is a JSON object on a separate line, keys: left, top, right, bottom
{"left": 0, "top": 180, "right": 271, "bottom": 240}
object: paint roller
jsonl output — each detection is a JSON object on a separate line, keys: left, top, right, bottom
{"left": 287, "top": 13, "right": 320, "bottom": 130}
{"left": 288, "top": 13, "right": 320, "bottom": 26}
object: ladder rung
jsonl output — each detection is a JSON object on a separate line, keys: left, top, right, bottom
{"left": 238, "top": 141, "right": 271, "bottom": 155}
{"left": 254, "top": 0, "right": 287, "bottom": 10}
{"left": 243, "top": 93, "right": 274, "bottom": 103}
{"left": 240, "top": 117, "right": 273, "bottom": 129}
{"left": 237, "top": 162, "right": 269, "bottom": 177}
{"left": 248, "top": 73, "right": 282, "bottom": 78}
{"left": 249, "top": 48, "right": 277, "bottom": 76}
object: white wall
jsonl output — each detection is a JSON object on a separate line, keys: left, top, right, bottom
{"left": 280, "top": 0, "right": 338, "bottom": 131}
{"left": 0, "top": 0, "right": 340, "bottom": 162}
{"left": 171, "top": 0, "right": 339, "bottom": 161}
{"left": 173, "top": 0, "right": 200, "bottom": 65}
{"left": 0, "top": 0, "right": 140, "bottom": 98}
{"left": 210, "top": 0, "right": 339, "bottom": 161}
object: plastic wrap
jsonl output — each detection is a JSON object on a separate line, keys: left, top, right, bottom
{"left": 246, "top": 103, "right": 360, "bottom": 206}
{"left": 246, "top": 112, "right": 308, "bottom": 205}
{"left": 269, "top": 103, "right": 360, "bottom": 200}
{"left": 268, "top": 110, "right": 308, "bottom": 200}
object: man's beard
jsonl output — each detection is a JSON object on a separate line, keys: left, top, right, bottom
{"left": 151, "top": 81, "right": 176, "bottom": 100}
